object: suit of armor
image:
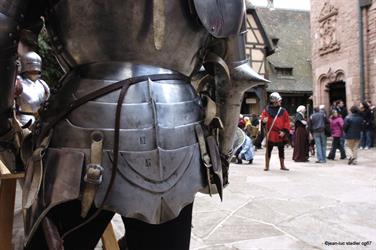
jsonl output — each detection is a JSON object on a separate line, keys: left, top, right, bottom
{"left": 16, "top": 52, "right": 50, "bottom": 125}
{"left": 0, "top": 1, "right": 266, "bottom": 249}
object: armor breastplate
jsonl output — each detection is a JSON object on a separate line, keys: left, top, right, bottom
{"left": 45, "top": 63, "right": 205, "bottom": 223}
{"left": 46, "top": 0, "right": 208, "bottom": 76}
{"left": 18, "top": 78, "right": 46, "bottom": 113}
{"left": 17, "top": 78, "right": 47, "bottom": 125}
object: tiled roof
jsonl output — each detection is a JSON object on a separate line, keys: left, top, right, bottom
{"left": 256, "top": 7, "right": 313, "bottom": 93}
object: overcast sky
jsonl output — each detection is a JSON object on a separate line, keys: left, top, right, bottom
{"left": 250, "top": 0, "right": 311, "bottom": 10}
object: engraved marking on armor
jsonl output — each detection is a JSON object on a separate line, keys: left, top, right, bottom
{"left": 140, "top": 136, "right": 146, "bottom": 144}
{"left": 145, "top": 158, "right": 151, "bottom": 168}
{"left": 153, "top": 0, "right": 165, "bottom": 50}
{"left": 114, "top": 144, "right": 198, "bottom": 191}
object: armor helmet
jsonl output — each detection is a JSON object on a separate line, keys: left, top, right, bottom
{"left": 20, "top": 52, "right": 42, "bottom": 74}
{"left": 269, "top": 92, "right": 282, "bottom": 103}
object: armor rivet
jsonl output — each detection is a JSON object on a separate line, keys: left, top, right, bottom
{"left": 139, "top": 136, "right": 146, "bottom": 144}
{"left": 43, "top": 102, "right": 49, "bottom": 110}
{"left": 211, "top": 26, "right": 215, "bottom": 31}
{"left": 145, "top": 159, "right": 151, "bottom": 168}
{"left": 9, "top": 33, "right": 13, "bottom": 37}
{"left": 91, "top": 131, "right": 103, "bottom": 142}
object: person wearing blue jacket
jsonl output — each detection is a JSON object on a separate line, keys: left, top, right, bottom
{"left": 343, "top": 105, "right": 364, "bottom": 165}
{"left": 237, "top": 135, "right": 254, "bottom": 164}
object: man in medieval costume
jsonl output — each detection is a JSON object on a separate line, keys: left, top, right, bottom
{"left": 0, "top": 1, "right": 267, "bottom": 249}
{"left": 261, "top": 92, "right": 290, "bottom": 171}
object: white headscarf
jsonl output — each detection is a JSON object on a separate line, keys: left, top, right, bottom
{"left": 296, "top": 105, "right": 306, "bottom": 114}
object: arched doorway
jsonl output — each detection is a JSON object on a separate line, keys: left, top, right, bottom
{"left": 319, "top": 69, "right": 346, "bottom": 110}
{"left": 328, "top": 80, "right": 346, "bottom": 107}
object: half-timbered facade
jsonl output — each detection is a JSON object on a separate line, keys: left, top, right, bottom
{"left": 242, "top": 2, "right": 274, "bottom": 114}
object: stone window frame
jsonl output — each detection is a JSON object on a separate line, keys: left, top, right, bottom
{"left": 275, "top": 66, "right": 294, "bottom": 78}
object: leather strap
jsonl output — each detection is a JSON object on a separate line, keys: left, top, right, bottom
{"left": 80, "top": 131, "right": 104, "bottom": 218}
{"left": 195, "top": 124, "right": 213, "bottom": 196}
{"left": 23, "top": 130, "right": 53, "bottom": 209}
{"left": 266, "top": 107, "right": 282, "bottom": 140}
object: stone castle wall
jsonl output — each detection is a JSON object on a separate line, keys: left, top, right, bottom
{"left": 311, "top": 0, "right": 376, "bottom": 109}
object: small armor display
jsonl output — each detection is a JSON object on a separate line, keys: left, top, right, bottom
{"left": 15, "top": 52, "right": 50, "bottom": 126}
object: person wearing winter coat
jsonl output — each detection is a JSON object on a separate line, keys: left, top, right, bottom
{"left": 327, "top": 110, "right": 346, "bottom": 160}
{"left": 309, "top": 107, "right": 327, "bottom": 163}
{"left": 344, "top": 106, "right": 364, "bottom": 165}
{"left": 359, "top": 101, "right": 374, "bottom": 149}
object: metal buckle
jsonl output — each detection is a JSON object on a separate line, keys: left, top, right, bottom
{"left": 84, "top": 163, "right": 104, "bottom": 185}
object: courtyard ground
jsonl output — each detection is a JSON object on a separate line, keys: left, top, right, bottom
{"left": 11, "top": 147, "right": 376, "bottom": 250}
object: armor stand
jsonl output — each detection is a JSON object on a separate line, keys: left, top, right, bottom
{"left": 0, "top": 161, "right": 119, "bottom": 250}
{"left": 0, "top": 161, "right": 24, "bottom": 250}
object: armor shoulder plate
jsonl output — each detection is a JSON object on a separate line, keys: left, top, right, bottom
{"left": 193, "top": 0, "right": 245, "bottom": 38}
